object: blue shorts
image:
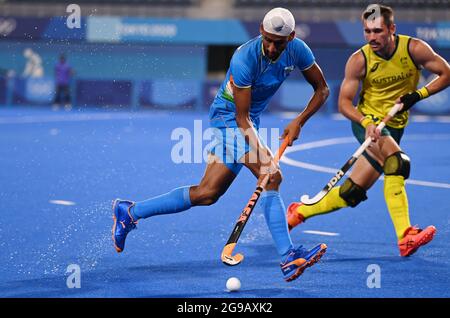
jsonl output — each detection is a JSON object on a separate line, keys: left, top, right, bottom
{"left": 208, "top": 114, "right": 261, "bottom": 175}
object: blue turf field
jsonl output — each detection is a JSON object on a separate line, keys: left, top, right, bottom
{"left": 0, "top": 107, "right": 449, "bottom": 298}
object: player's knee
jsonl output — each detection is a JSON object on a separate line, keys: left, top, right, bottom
{"left": 383, "top": 151, "right": 410, "bottom": 179}
{"left": 202, "top": 190, "right": 221, "bottom": 206}
{"left": 339, "top": 178, "right": 368, "bottom": 208}
{"left": 191, "top": 187, "right": 222, "bottom": 206}
{"left": 266, "top": 170, "right": 282, "bottom": 190}
{"left": 272, "top": 170, "right": 283, "bottom": 185}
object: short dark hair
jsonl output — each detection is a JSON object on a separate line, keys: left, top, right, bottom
{"left": 362, "top": 4, "right": 394, "bottom": 28}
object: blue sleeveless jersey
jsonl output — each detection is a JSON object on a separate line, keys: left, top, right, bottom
{"left": 209, "top": 35, "right": 315, "bottom": 127}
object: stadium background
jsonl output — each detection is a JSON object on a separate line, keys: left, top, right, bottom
{"left": 1, "top": 0, "right": 450, "bottom": 299}
{"left": 1, "top": 0, "right": 449, "bottom": 114}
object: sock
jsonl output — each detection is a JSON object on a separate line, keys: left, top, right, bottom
{"left": 131, "top": 186, "right": 192, "bottom": 220}
{"left": 298, "top": 187, "right": 348, "bottom": 219}
{"left": 260, "top": 190, "right": 294, "bottom": 257}
{"left": 384, "top": 175, "right": 411, "bottom": 239}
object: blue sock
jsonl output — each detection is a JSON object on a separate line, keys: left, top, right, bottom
{"left": 131, "top": 186, "right": 192, "bottom": 220}
{"left": 260, "top": 190, "right": 294, "bottom": 257}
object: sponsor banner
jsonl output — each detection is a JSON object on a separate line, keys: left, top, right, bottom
{"left": 0, "top": 77, "right": 6, "bottom": 104}
{"left": 12, "top": 77, "right": 55, "bottom": 105}
{"left": 87, "top": 17, "right": 249, "bottom": 44}
{"left": 4, "top": 77, "right": 450, "bottom": 115}
{"left": 414, "top": 74, "right": 450, "bottom": 115}
{"left": 296, "top": 22, "right": 347, "bottom": 46}
{"left": 43, "top": 16, "right": 86, "bottom": 41}
{"left": 2, "top": 16, "right": 450, "bottom": 48}
{"left": 202, "top": 80, "right": 222, "bottom": 109}
{"left": 87, "top": 16, "right": 121, "bottom": 43}
{"left": 243, "top": 21, "right": 347, "bottom": 46}
{"left": 394, "top": 22, "right": 450, "bottom": 48}
{"left": 25, "top": 77, "right": 54, "bottom": 103}
{"left": 76, "top": 80, "right": 132, "bottom": 107}
{"left": 269, "top": 79, "right": 339, "bottom": 113}
{"left": 337, "top": 21, "right": 450, "bottom": 48}
{"left": 433, "top": 22, "right": 450, "bottom": 48}
{"left": 140, "top": 80, "right": 202, "bottom": 110}
{"left": 0, "top": 17, "right": 49, "bottom": 40}
{"left": 0, "top": 41, "right": 206, "bottom": 82}
{"left": 336, "top": 21, "right": 366, "bottom": 47}
{"left": 414, "top": 89, "right": 450, "bottom": 115}
{"left": 0, "top": 16, "right": 86, "bottom": 41}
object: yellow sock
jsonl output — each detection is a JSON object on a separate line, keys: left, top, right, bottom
{"left": 384, "top": 175, "right": 411, "bottom": 239}
{"left": 298, "top": 187, "right": 348, "bottom": 219}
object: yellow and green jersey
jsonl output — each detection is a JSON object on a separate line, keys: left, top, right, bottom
{"left": 358, "top": 34, "right": 421, "bottom": 128}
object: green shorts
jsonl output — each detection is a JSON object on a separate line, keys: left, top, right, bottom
{"left": 351, "top": 121, "right": 404, "bottom": 174}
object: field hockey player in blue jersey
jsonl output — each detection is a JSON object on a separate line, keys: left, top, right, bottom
{"left": 112, "top": 7, "right": 330, "bottom": 282}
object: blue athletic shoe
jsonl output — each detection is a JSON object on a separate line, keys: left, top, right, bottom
{"left": 280, "top": 243, "right": 327, "bottom": 282}
{"left": 111, "top": 199, "right": 138, "bottom": 253}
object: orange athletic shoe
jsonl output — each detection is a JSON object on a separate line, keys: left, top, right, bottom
{"left": 398, "top": 225, "right": 437, "bottom": 257}
{"left": 287, "top": 202, "right": 305, "bottom": 231}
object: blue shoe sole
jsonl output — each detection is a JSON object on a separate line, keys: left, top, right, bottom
{"left": 285, "top": 243, "right": 327, "bottom": 282}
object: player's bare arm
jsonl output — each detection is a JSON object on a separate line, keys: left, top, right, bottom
{"left": 233, "top": 85, "right": 264, "bottom": 155}
{"left": 410, "top": 38, "right": 450, "bottom": 95}
{"left": 338, "top": 51, "right": 365, "bottom": 122}
{"left": 338, "top": 51, "right": 379, "bottom": 141}
{"left": 281, "top": 63, "right": 329, "bottom": 146}
{"left": 398, "top": 39, "right": 450, "bottom": 111}
{"left": 234, "top": 85, "right": 275, "bottom": 171}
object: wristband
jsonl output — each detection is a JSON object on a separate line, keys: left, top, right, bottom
{"left": 360, "top": 117, "right": 375, "bottom": 129}
{"left": 416, "top": 86, "right": 430, "bottom": 99}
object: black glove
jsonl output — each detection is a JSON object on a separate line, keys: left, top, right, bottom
{"left": 399, "top": 91, "right": 421, "bottom": 112}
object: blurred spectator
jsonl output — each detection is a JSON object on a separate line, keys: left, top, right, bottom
{"left": 53, "top": 54, "right": 73, "bottom": 110}
{"left": 22, "top": 48, "right": 44, "bottom": 78}
{"left": 0, "top": 67, "right": 16, "bottom": 79}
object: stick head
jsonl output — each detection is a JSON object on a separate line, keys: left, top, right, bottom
{"left": 221, "top": 252, "right": 244, "bottom": 266}
{"left": 221, "top": 243, "right": 244, "bottom": 266}
{"left": 300, "top": 194, "right": 313, "bottom": 205}
{"left": 300, "top": 192, "right": 327, "bottom": 205}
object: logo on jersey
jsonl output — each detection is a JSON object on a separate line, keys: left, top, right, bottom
{"left": 400, "top": 56, "right": 409, "bottom": 67}
{"left": 220, "top": 74, "right": 235, "bottom": 103}
{"left": 284, "top": 65, "right": 295, "bottom": 77}
{"left": 370, "top": 62, "right": 380, "bottom": 73}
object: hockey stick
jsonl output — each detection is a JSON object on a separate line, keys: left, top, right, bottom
{"left": 221, "top": 137, "right": 290, "bottom": 266}
{"left": 300, "top": 103, "right": 403, "bottom": 205}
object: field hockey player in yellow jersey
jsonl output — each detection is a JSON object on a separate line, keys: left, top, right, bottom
{"left": 287, "top": 4, "right": 450, "bottom": 257}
